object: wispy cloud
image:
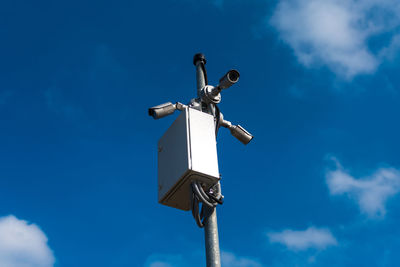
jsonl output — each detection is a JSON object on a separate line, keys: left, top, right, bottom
{"left": 270, "top": 0, "right": 400, "bottom": 79}
{"left": 148, "top": 261, "right": 176, "bottom": 267}
{"left": 326, "top": 158, "right": 400, "bottom": 218}
{"left": 221, "top": 251, "right": 262, "bottom": 267}
{"left": 145, "top": 251, "right": 261, "bottom": 267}
{"left": 0, "top": 215, "right": 55, "bottom": 267}
{"left": 268, "top": 226, "right": 337, "bottom": 251}
{"left": 144, "top": 253, "right": 186, "bottom": 267}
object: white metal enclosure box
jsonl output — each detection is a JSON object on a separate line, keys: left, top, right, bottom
{"left": 158, "top": 107, "right": 220, "bottom": 211}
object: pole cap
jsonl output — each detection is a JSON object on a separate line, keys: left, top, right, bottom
{"left": 193, "top": 53, "right": 206, "bottom": 65}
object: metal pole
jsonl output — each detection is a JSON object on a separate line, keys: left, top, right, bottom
{"left": 193, "top": 53, "right": 222, "bottom": 267}
{"left": 194, "top": 54, "right": 206, "bottom": 98}
{"left": 204, "top": 207, "right": 221, "bottom": 267}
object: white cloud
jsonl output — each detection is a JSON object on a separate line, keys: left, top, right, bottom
{"left": 145, "top": 251, "right": 262, "bottom": 267}
{"left": 270, "top": 0, "right": 400, "bottom": 78}
{"left": 221, "top": 251, "right": 262, "bottom": 267}
{"left": 148, "top": 262, "right": 174, "bottom": 267}
{"left": 0, "top": 215, "right": 55, "bottom": 267}
{"left": 326, "top": 160, "right": 400, "bottom": 218}
{"left": 144, "top": 254, "right": 185, "bottom": 267}
{"left": 268, "top": 227, "right": 337, "bottom": 251}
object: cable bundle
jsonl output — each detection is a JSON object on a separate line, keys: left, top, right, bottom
{"left": 191, "top": 181, "right": 223, "bottom": 228}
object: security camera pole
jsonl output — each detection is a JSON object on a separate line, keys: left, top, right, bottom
{"left": 193, "top": 53, "right": 221, "bottom": 267}
{"left": 149, "top": 54, "right": 253, "bottom": 267}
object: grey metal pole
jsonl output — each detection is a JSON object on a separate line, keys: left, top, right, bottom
{"left": 204, "top": 207, "right": 221, "bottom": 267}
{"left": 193, "top": 53, "right": 222, "bottom": 267}
{"left": 194, "top": 54, "right": 206, "bottom": 98}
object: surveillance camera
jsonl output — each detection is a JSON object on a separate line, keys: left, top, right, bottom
{"left": 218, "top": 113, "right": 253, "bottom": 145}
{"left": 202, "top": 69, "right": 240, "bottom": 103}
{"left": 229, "top": 125, "right": 253, "bottom": 145}
{"left": 148, "top": 102, "right": 176, "bottom": 119}
{"left": 217, "top": 69, "right": 240, "bottom": 90}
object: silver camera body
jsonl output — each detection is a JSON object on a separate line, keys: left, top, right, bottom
{"left": 158, "top": 107, "right": 220, "bottom": 211}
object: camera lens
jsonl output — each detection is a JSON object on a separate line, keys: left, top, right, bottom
{"left": 228, "top": 70, "right": 239, "bottom": 82}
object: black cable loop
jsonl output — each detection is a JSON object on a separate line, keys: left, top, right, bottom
{"left": 191, "top": 181, "right": 222, "bottom": 228}
{"left": 192, "top": 182, "right": 215, "bottom": 208}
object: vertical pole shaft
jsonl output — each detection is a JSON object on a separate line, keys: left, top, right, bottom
{"left": 195, "top": 61, "right": 206, "bottom": 98}
{"left": 204, "top": 207, "right": 221, "bottom": 267}
{"left": 193, "top": 53, "right": 221, "bottom": 267}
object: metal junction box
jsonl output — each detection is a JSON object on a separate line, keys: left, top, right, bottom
{"left": 158, "top": 107, "right": 220, "bottom": 211}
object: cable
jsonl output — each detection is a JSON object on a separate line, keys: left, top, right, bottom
{"left": 191, "top": 190, "right": 203, "bottom": 228}
{"left": 192, "top": 181, "right": 215, "bottom": 208}
{"left": 191, "top": 181, "right": 223, "bottom": 228}
{"left": 215, "top": 105, "right": 221, "bottom": 136}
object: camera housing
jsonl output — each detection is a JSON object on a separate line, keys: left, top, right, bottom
{"left": 200, "top": 69, "right": 241, "bottom": 104}
{"left": 230, "top": 125, "right": 253, "bottom": 145}
{"left": 148, "top": 102, "right": 176, "bottom": 119}
{"left": 217, "top": 69, "right": 240, "bottom": 90}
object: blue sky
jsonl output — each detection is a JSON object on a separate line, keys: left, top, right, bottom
{"left": 1, "top": 0, "right": 400, "bottom": 266}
